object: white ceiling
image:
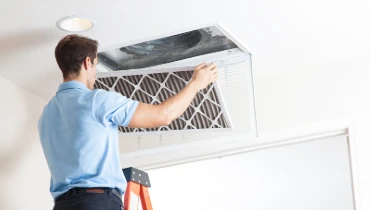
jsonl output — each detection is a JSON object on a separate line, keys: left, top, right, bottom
{"left": 1, "top": 0, "right": 370, "bottom": 102}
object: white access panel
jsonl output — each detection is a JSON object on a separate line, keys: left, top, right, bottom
{"left": 117, "top": 55, "right": 257, "bottom": 154}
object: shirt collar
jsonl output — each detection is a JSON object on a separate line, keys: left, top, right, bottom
{"left": 57, "top": 81, "right": 90, "bottom": 93}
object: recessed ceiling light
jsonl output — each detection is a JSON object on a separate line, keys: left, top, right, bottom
{"left": 56, "top": 16, "right": 94, "bottom": 32}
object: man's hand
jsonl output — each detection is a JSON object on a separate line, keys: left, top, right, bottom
{"left": 190, "top": 63, "right": 218, "bottom": 91}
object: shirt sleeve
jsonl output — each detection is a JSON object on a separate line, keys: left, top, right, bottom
{"left": 93, "top": 90, "right": 139, "bottom": 127}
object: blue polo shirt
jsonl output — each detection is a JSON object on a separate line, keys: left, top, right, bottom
{"left": 38, "top": 81, "right": 139, "bottom": 199}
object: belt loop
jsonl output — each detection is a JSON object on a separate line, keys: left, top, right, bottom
{"left": 108, "top": 189, "right": 111, "bottom": 198}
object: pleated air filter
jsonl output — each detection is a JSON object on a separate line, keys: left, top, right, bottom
{"left": 95, "top": 23, "right": 257, "bottom": 138}
{"left": 94, "top": 68, "right": 232, "bottom": 134}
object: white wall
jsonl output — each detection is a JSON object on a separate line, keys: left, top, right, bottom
{"left": 148, "top": 135, "right": 354, "bottom": 210}
{"left": 0, "top": 76, "right": 52, "bottom": 210}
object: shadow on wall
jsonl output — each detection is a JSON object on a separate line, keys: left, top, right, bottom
{"left": 0, "top": 78, "right": 48, "bottom": 208}
{"left": 23, "top": 65, "right": 62, "bottom": 101}
{"left": 0, "top": 27, "right": 57, "bottom": 171}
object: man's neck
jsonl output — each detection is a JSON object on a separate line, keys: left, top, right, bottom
{"left": 63, "top": 76, "right": 87, "bottom": 87}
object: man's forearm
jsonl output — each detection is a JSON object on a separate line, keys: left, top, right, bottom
{"left": 160, "top": 80, "right": 200, "bottom": 123}
{"left": 127, "top": 63, "right": 217, "bottom": 128}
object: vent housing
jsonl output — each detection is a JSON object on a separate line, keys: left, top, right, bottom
{"left": 95, "top": 23, "right": 256, "bottom": 142}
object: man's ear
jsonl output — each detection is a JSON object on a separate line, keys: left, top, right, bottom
{"left": 83, "top": 57, "right": 91, "bottom": 70}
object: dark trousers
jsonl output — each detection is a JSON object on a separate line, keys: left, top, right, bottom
{"left": 53, "top": 188, "right": 123, "bottom": 210}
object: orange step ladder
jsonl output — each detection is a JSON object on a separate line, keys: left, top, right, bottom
{"left": 122, "top": 167, "right": 153, "bottom": 210}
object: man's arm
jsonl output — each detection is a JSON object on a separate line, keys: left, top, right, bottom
{"left": 128, "top": 63, "right": 218, "bottom": 128}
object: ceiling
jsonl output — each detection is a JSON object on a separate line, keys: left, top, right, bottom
{"left": 1, "top": 0, "right": 370, "bottom": 102}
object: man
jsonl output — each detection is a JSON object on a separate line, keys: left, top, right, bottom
{"left": 38, "top": 34, "right": 218, "bottom": 210}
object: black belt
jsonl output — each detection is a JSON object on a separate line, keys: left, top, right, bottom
{"left": 59, "top": 188, "right": 122, "bottom": 200}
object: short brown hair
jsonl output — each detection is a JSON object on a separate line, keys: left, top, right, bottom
{"left": 55, "top": 34, "right": 99, "bottom": 78}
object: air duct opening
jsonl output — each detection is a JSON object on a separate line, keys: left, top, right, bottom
{"left": 120, "top": 31, "right": 202, "bottom": 56}
{"left": 97, "top": 26, "right": 238, "bottom": 71}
